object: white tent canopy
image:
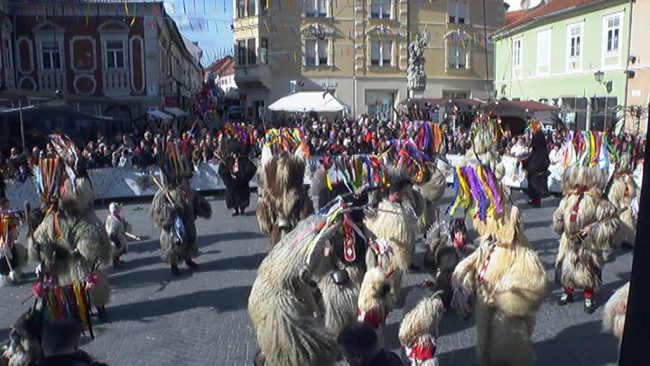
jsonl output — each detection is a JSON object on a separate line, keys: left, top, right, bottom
{"left": 164, "top": 107, "right": 190, "bottom": 117}
{"left": 268, "top": 91, "right": 348, "bottom": 113}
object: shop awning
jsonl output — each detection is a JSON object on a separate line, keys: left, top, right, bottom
{"left": 147, "top": 108, "right": 173, "bottom": 121}
{"left": 268, "top": 91, "right": 348, "bottom": 113}
{"left": 164, "top": 107, "right": 190, "bottom": 117}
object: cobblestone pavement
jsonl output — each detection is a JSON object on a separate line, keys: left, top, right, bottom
{"left": 0, "top": 190, "right": 631, "bottom": 366}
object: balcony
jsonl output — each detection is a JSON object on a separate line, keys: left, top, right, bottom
{"left": 235, "top": 64, "right": 271, "bottom": 89}
{"left": 103, "top": 69, "right": 130, "bottom": 97}
{"left": 39, "top": 70, "right": 65, "bottom": 92}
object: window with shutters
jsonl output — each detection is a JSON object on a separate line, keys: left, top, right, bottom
{"left": 370, "top": 0, "right": 392, "bottom": 19}
{"left": 304, "top": 38, "right": 330, "bottom": 66}
{"left": 566, "top": 23, "right": 582, "bottom": 72}
{"left": 370, "top": 39, "right": 392, "bottom": 67}
{"left": 536, "top": 29, "right": 551, "bottom": 75}
{"left": 448, "top": 0, "right": 469, "bottom": 24}
{"left": 304, "top": 0, "right": 328, "bottom": 18}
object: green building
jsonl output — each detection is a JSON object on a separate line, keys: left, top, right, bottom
{"left": 493, "top": 0, "right": 632, "bottom": 131}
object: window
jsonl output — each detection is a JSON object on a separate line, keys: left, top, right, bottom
{"left": 304, "top": 39, "right": 329, "bottom": 66}
{"left": 105, "top": 41, "right": 125, "bottom": 69}
{"left": 370, "top": 39, "right": 392, "bottom": 67}
{"left": 3, "top": 38, "right": 12, "bottom": 70}
{"left": 260, "top": 38, "right": 268, "bottom": 64}
{"left": 447, "top": 41, "right": 468, "bottom": 69}
{"left": 566, "top": 23, "right": 582, "bottom": 72}
{"left": 237, "top": 40, "right": 247, "bottom": 65}
{"left": 604, "top": 14, "right": 621, "bottom": 54}
{"left": 442, "top": 90, "right": 469, "bottom": 99}
{"left": 237, "top": 0, "right": 246, "bottom": 18}
{"left": 448, "top": 0, "right": 469, "bottom": 24}
{"left": 40, "top": 41, "right": 61, "bottom": 70}
{"left": 370, "top": 0, "right": 391, "bottom": 19}
{"left": 304, "top": 0, "right": 327, "bottom": 18}
{"left": 536, "top": 29, "right": 551, "bottom": 75}
{"left": 512, "top": 37, "right": 522, "bottom": 70}
{"left": 247, "top": 38, "right": 257, "bottom": 65}
{"left": 247, "top": 0, "right": 256, "bottom": 16}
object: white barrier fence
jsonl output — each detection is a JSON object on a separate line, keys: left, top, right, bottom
{"left": 4, "top": 155, "right": 643, "bottom": 210}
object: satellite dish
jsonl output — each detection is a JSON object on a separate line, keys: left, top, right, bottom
{"left": 521, "top": 0, "right": 531, "bottom": 9}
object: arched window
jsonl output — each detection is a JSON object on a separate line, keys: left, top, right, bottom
{"left": 446, "top": 30, "right": 471, "bottom": 70}
{"left": 302, "top": 24, "right": 334, "bottom": 67}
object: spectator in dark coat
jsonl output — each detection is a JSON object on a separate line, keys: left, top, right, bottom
{"left": 522, "top": 130, "right": 550, "bottom": 207}
{"left": 338, "top": 322, "right": 404, "bottom": 366}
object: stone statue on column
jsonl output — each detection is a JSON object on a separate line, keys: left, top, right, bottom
{"left": 407, "top": 33, "right": 429, "bottom": 97}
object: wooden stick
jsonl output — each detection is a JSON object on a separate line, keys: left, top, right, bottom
{"left": 150, "top": 175, "right": 175, "bottom": 206}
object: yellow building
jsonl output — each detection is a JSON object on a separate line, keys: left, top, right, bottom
{"left": 626, "top": 0, "right": 650, "bottom": 135}
{"left": 233, "top": 0, "right": 505, "bottom": 119}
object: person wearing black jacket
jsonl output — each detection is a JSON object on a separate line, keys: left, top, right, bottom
{"left": 522, "top": 129, "right": 550, "bottom": 207}
{"left": 217, "top": 138, "right": 256, "bottom": 216}
{"left": 338, "top": 322, "right": 404, "bottom": 366}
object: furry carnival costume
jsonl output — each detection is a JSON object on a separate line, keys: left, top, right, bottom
{"left": 463, "top": 117, "right": 505, "bottom": 181}
{"left": 105, "top": 202, "right": 140, "bottom": 268}
{"left": 0, "top": 199, "right": 28, "bottom": 286}
{"left": 309, "top": 156, "right": 375, "bottom": 336}
{"left": 248, "top": 204, "right": 349, "bottom": 366}
{"left": 364, "top": 165, "right": 417, "bottom": 304}
{"left": 422, "top": 219, "right": 473, "bottom": 308}
{"left": 553, "top": 133, "right": 620, "bottom": 313}
{"left": 603, "top": 281, "right": 629, "bottom": 344}
{"left": 449, "top": 166, "right": 548, "bottom": 366}
{"left": 607, "top": 152, "right": 638, "bottom": 248}
{"left": 217, "top": 138, "right": 256, "bottom": 216}
{"left": 0, "top": 308, "right": 43, "bottom": 366}
{"left": 28, "top": 135, "right": 112, "bottom": 320}
{"left": 256, "top": 129, "right": 313, "bottom": 245}
{"left": 357, "top": 267, "right": 392, "bottom": 345}
{"left": 150, "top": 142, "right": 212, "bottom": 276}
{"left": 399, "top": 290, "right": 445, "bottom": 366}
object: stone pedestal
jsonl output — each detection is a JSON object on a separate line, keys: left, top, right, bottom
{"left": 409, "top": 89, "right": 425, "bottom": 99}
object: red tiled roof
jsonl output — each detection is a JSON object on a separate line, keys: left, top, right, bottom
{"left": 206, "top": 56, "right": 233, "bottom": 73}
{"left": 505, "top": 10, "right": 527, "bottom": 27}
{"left": 498, "top": 0, "right": 600, "bottom": 33}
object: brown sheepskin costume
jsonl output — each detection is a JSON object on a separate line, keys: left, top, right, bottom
{"left": 150, "top": 153, "right": 212, "bottom": 274}
{"left": 413, "top": 162, "right": 447, "bottom": 236}
{"left": 28, "top": 144, "right": 112, "bottom": 312}
{"left": 606, "top": 159, "right": 637, "bottom": 248}
{"left": 0, "top": 206, "right": 28, "bottom": 286}
{"left": 399, "top": 290, "right": 445, "bottom": 366}
{"left": 462, "top": 131, "right": 505, "bottom": 182}
{"left": 552, "top": 165, "right": 619, "bottom": 311}
{"left": 452, "top": 203, "right": 548, "bottom": 366}
{"left": 309, "top": 167, "right": 369, "bottom": 336}
{"left": 256, "top": 146, "right": 313, "bottom": 245}
{"left": 357, "top": 267, "right": 392, "bottom": 345}
{"left": 248, "top": 213, "right": 342, "bottom": 366}
{"left": 363, "top": 178, "right": 417, "bottom": 304}
{"left": 0, "top": 309, "right": 43, "bottom": 366}
{"left": 602, "top": 281, "right": 629, "bottom": 344}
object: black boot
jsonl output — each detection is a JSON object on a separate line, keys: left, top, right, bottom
{"left": 185, "top": 259, "right": 199, "bottom": 270}
{"left": 232, "top": 208, "right": 240, "bottom": 217}
{"left": 558, "top": 292, "right": 574, "bottom": 306}
{"left": 96, "top": 306, "right": 110, "bottom": 323}
{"left": 584, "top": 298, "right": 596, "bottom": 314}
{"left": 171, "top": 263, "right": 181, "bottom": 276}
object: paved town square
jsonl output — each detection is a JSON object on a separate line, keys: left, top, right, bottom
{"left": 0, "top": 190, "right": 630, "bottom": 366}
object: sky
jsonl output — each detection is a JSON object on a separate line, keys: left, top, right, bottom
{"left": 164, "top": 0, "right": 234, "bottom": 66}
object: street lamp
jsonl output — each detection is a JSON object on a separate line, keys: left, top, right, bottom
{"left": 594, "top": 70, "right": 604, "bottom": 84}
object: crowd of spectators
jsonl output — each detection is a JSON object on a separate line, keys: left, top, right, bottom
{"left": 0, "top": 113, "right": 645, "bottom": 185}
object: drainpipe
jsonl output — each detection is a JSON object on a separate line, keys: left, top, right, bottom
{"left": 622, "top": 0, "right": 634, "bottom": 131}
{"left": 352, "top": 3, "right": 356, "bottom": 117}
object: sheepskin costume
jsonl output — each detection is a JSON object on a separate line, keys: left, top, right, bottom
{"left": 552, "top": 165, "right": 619, "bottom": 313}
{"left": 150, "top": 144, "right": 212, "bottom": 275}
{"left": 357, "top": 267, "right": 392, "bottom": 345}
{"left": 606, "top": 155, "right": 638, "bottom": 248}
{"left": 28, "top": 135, "right": 112, "bottom": 315}
{"left": 0, "top": 203, "right": 28, "bottom": 286}
{"left": 602, "top": 281, "right": 629, "bottom": 345}
{"left": 309, "top": 165, "right": 369, "bottom": 336}
{"left": 0, "top": 308, "right": 43, "bottom": 366}
{"left": 450, "top": 164, "right": 547, "bottom": 366}
{"left": 105, "top": 202, "right": 132, "bottom": 267}
{"left": 256, "top": 145, "right": 313, "bottom": 245}
{"left": 422, "top": 220, "right": 474, "bottom": 308}
{"left": 363, "top": 166, "right": 417, "bottom": 303}
{"left": 399, "top": 290, "right": 445, "bottom": 366}
{"left": 462, "top": 118, "right": 505, "bottom": 181}
{"left": 413, "top": 162, "right": 447, "bottom": 236}
{"left": 248, "top": 213, "right": 343, "bottom": 366}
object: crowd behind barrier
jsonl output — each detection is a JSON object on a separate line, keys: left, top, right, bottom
{"left": 5, "top": 154, "right": 643, "bottom": 210}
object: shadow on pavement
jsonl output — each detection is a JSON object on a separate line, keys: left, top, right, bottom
{"left": 200, "top": 252, "right": 267, "bottom": 272}
{"left": 109, "top": 286, "right": 252, "bottom": 322}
